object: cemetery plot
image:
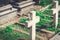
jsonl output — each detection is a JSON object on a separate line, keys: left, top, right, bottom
{"left": 0, "top": 0, "right": 60, "bottom": 40}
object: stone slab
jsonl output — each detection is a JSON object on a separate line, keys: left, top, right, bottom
{"left": 0, "top": 8, "right": 17, "bottom": 16}
{"left": 50, "top": 32, "right": 60, "bottom": 40}
{"left": 0, "top": 4, "right": 12, "bottom": 12}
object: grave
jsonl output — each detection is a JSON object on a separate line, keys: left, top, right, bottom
{"left": 0, "top": 8, "right": 17, "bottom": 16}
{"left": 50, "top": 1, "right": 60, "bottom": 40}
{"left": 26, "top": 11, "right": 40, "bottom": 40}
{"left": 52, "top": 1, "right": 60, "bottom": 28}
{"left": 0, "top": 8, "right": 17, "bottom": 25}
{"left": 0, "top": 4, "right": 18, "bottom": 25}
{"left": 0, "top": 0, "right": 35, "bottom": 26}
{"left": 11, "top": 0, "right": 35, "bottom": 15}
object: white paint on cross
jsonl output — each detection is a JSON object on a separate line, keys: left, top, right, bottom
{"left": 26, "top": 11, "right": 40, "bottom": 40}
{"left": 52, "top": 1, "right": 60, "bottom": 28}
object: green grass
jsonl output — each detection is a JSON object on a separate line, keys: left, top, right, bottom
{"left": 36, "top": 9, "right": 52, "bottom": 26}
{"left": 14, "top": 23, "right": 30, "bottom": 32}
{"left": 58, "top": 18, "right": 60, "bottom": 27}
{"left": 45, "top": 16, "right": 60, "bottom": 33}
{"left": 39, "top": 0, "right": 53, "bottom": 7}
{"left": 46, "top": 27, "right": 60, "bottom": 33}
{"left": 0, "top": 26, "right": 29, "bottom": 40}
{"left": 20, "top": 18, "right": 28, "bottom": 23}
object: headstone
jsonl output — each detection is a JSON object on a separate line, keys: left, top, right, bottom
{"left": 52, "top": 1, "right": 60, "bottom": 28}
{"left": 26, "top": 11, "right": 40, "bottom": 40}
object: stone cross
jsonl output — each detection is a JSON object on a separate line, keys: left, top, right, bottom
{"left": 52, "top": 1, "right": 60, "bottom": 28}
{"left": 26, "top": 11, "right": 40, "bottom": 40}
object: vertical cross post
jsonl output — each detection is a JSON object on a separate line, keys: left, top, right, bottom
{"left": 52, "top": 1, "right": 60, "bottom": 28}
{"left": 26, "top": 11, "right": 40, "bottom": 40}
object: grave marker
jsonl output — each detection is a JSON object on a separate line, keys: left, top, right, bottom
{"left": 26, "top": 11, "right": 40, "bottom": 40}
{"left": 52, "top": 1, "right": 60, "bottom": 28}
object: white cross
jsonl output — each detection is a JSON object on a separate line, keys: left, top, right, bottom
{"left": 52, "top": 1, "right": 60, "bottom": 28}
{"left": 26, "top": 11, "right": 40, "bottom": 40}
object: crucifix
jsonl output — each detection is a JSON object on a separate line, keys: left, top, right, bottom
{"left": 52, "top": 1, "right": 60, "bottom": 28}
{"left": 26, "top": 11, "right": 40, "bottom": 40}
